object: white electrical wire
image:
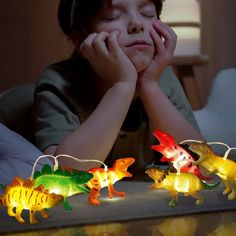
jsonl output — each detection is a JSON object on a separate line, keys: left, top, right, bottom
{"left": 179, "top": 139, "right": 234, "bottom": 160}
{"left": 30, "top": 154, "right": 108, "bottom": 180}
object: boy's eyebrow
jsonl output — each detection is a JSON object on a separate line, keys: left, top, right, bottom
{"left": 139, "top": 0, "right": 153, "bottom": 7}
{"left": 110, "top": 0, "right": 153, "bottom": 10}
{"left": 140, "top": 0, "right": 150, "bottom": 5}
{"left": 109, "top": 2, "right": 126, "bottom": 10}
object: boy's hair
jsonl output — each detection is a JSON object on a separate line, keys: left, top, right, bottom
{"left": 58, "top": 0, "right": 164, "bottom": 36}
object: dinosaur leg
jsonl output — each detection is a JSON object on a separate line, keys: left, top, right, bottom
{"left": 168, "top": 191, "right": 178, "bottom": 207}
{"left": 191, "top": 192, "right": 204, "bottom": 205}
{"left": 7, "top": 206, "right": 15, "bottom": 217}
{"left": 29, "top": 210, "right": 38, "bottom": 224}
{"left": 108, "top": 184, "right": 125, "bottom": 198}
{"left": 150, "top": 183, "right": 159, "bottom": 189}
{"left": 88, "top": 187, "right": 101, "bottom": 205}
{"left": 40, "top": 209, "right": 49, "bottom": 219}
{"left": 63, "top": 198, "right": 72, "bottom": 211}
{"left": 228, "top": 181, "right": 236, "bottom": 200}
{"left": 222, "top": 180, "right": 231, "bottom": 195}
{"left": 15, "top": 207, "right": 25, "bottom": 223}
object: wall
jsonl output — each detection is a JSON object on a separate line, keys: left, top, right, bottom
{"left": 0, "top": 0, "right": 73, "bottom": 92}
{"left": 196, "top": 0, "right": 236, "bottom": 106}
{"left": 0, "top": 0, "right": 236, "bottom": 106}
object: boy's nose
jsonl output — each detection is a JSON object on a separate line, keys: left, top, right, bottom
{"left": 127, "top": 17, "right": 144, "bottom": 34}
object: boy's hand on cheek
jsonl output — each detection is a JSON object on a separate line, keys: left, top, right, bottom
{"left": 138, "top": 20, "right": 177, "bottom": 86}
{"left": 80, "top": 31, "right": 137, "bottom": 86}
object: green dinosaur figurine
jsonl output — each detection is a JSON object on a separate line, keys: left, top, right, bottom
{"left": 34, "top": 164, "right": 93, "bottom": 210}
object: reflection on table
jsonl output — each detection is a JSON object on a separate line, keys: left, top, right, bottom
{"left": 4, "top": 211, "right": 236, "bottom": 236}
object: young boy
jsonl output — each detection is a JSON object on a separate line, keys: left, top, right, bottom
{"left": 34, "top": 0, "right": 203, "bottom": 174}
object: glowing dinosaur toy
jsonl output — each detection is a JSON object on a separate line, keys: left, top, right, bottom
{"left": 145, "top": 168, "right": 220, "bottom": 207}
{"left": 189, "top": 143, "right": 236, "bottom": 200}
{"left": 33, "top": 164, "right": 93, "bottom": 210}
{"left": 87, "top": 157, "right": 135, "bottom": 205}
{"left": 0, "top": 177, "right": 63, "bottom": 224}
{"left": 151, "top": 129, "right": 210, "bottom": 180}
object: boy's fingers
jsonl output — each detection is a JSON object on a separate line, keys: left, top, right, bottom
{"left": 162, "top": 24, "right": 177, "bottom": 54}
{"left": 153, "top": 21, "right": 177, "bottom": 54}
{"left": 92, "top": 31, "right": 110, "bottom": 56}
{"left": 80, "top": 33, "right": 98, "bottom": 58}
{"left": 107, "top": 31, "right": 121, "bottom": 54}
{"left": 150, "top": 27, "right": 165, "bottom": 55}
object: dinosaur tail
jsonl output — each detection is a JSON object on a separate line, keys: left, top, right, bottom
{"left": 200, "top": 180, "right": 221, "bottom": 189}
{"left": 0, "top": 184, "right": 6, "bottom": 190}
{"left": 0, "top": 184, "right": 6, "bottom": 203}
{"left": 78, "top": 185, "right": 90, "bottom": 193}
{"left": 0, "top": 197, "right": 4, "bottom": 206}
{"left": 195, "top": 169, "right": 214, "bottom": 181}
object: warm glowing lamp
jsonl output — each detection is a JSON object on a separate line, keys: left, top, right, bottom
{"left": 145, "top": 168, "right": 220, "bottom": 207}
{"left": 161, "top": 0, "right": 201, "bottom": 56}
{"left": 151, "top": 129, "right": 210, "bottom": 180}
{"left": 87, "top": 157, "right": 135, "bottom": 205}
{"left": 0, "top": 177, "right": 63, "bottom": 224}
{"left": 189, "top": 143, "right": 236, "bottom": 200}
{"left": 33, "top": 164, "right": 93, "bottom": 211}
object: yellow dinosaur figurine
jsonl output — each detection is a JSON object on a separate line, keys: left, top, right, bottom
{"left": 189, "top": 143, "right": 236, "bottom": 200}
{"left": 0, "top": 177, "right": 63, "bottom": 224}
{"left": 87, "top": 157, "right": 135, "bottom": 205}
{"left": 145, "top": 168, "right": 219, "bottom": 207}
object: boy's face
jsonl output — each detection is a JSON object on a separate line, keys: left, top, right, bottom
{"left": 89, "top": 0, "right": 158, "bottom": 72}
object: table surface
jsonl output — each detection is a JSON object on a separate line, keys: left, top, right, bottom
{"left": 1, "top": 181, "right": 236, "bottom": 236}
{"left": 3, "top": 210, "right": 236, "bottom": 236}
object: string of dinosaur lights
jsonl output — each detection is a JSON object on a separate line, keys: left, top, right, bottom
{"left": 1, "top": 129, "right": 236, "bottom": 224}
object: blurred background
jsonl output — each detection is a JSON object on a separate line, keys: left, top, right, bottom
{"left": 0, "top": 0, "right": 236, "bottom": 109}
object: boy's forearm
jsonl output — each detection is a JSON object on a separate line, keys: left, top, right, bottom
{"left": 138, "top": 80, "right": 204, "bottom": 143}
{"left": 54, "top": 81, "right": 136, "bottom": 169}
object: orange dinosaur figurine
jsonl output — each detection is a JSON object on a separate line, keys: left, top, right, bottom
{"left": 87, "top": 157, "right": 135, "bottom": 205}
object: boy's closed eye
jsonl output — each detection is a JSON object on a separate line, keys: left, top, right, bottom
{"left": 100, "top": 8, "right": 122, "bottom": 22}
{"left": 102, "top": 14, "right": 121, "bottom": 22}
{"left": 141, "top": 12, "right": 156, "bottom": 18}
{"left": 140, "top": 5, "right": 157, "bottom": 18}
{"left": 102, "top": 12, "right": 156, "bottom": 21}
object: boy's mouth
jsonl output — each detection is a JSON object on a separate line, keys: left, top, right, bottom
{"left": 126, "top": 40, "right": 151, "bottom": 49}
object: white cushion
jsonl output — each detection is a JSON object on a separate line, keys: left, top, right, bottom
{"left": 194, "top": 68, "right": 236, "bottom": 155}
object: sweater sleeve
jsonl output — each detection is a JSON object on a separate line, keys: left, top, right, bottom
{"left": 34, "top": 68, "right": 80, "bottom": 151}
{"left": 159, "top": 67, "right": 200, "bottom": 131}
